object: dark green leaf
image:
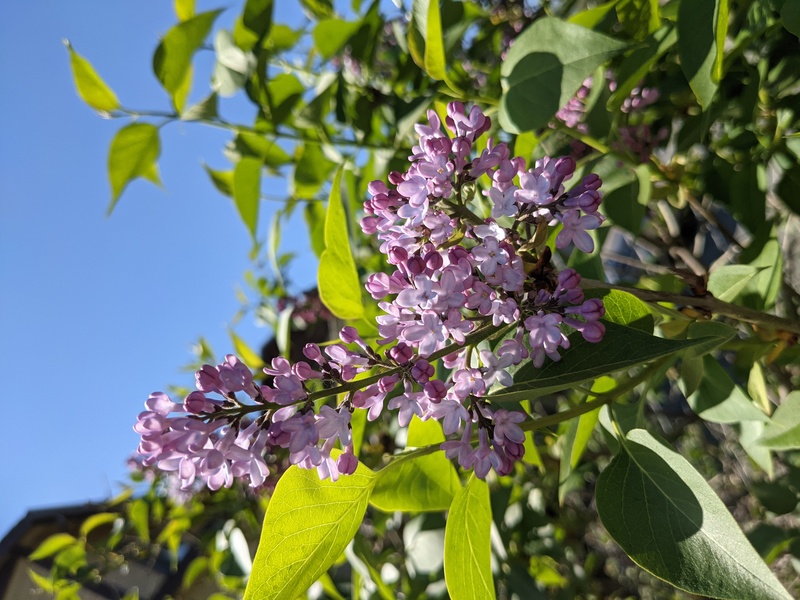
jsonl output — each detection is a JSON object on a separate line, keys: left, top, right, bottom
{"left": 267, "top": 73, "right": 304, "bottom": 125}
{"left": 499, "top": 17, "right": 627, "bottom": 133}
{"left": 750, "top": 482, "right": 798, "bottom": 515}
{"left": 444, "top": 476, "right": 496, "bottom": 600}
{"left": 65, "top": 41, "right": 120, "bottom": 112}
{"left": 490, "top": 322, "right": 709, "bottom": 403}
{"left": 242, "top": 0, "right": 273, "bottom": 43}
{"left": 596, "top": 429, "right": 791, "bottom": 599}
{"left": 300, "top": 0, "right": 333, "bottom": 20}
{"left": 153, "top": 10, "right": 222, "bottom": 111}
{"left": 318, "top": 168, "right": 364, "bottom": 320}
{"left": 616, "top": 0, "right": 661, "bottom": 40}
{"left": 371, "top": 418, "right": 460, "bottom": 512}
{"left": 243, "top": 461, "right": 375, "bottom": 600}
{"left": 233, "top": 157, "right": 261, "bottom": 241}
{"left": 107, "top": 123, "right": 161, "bottom": 213}
{"left": 783, "top": 0, "right": 800, "bottom": 38}
{"left": 607, "top": 25, "right": 677, "bottom": 111}
{"left": 677, "top": 0, "right": 723, "bottom": 108}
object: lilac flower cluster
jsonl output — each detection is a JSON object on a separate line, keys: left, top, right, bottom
{"left": 134, "top": 103, "right": 606, "bottom": 490}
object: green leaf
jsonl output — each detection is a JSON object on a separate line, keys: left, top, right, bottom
{"left": 29, "top": 533, "right": 78, "bottom": 560}
{"left": 750, "top": 481, "right": 798, "bottom": 515}
{"left": 229, "top": 329, "right": 264, "bottom": 368}
{"left": 739, "top": 420, "right": 773, "bottom": 477}
{"left": 79, "top": 512, "right": 119, "bottom": 538}
{"left": 423, "top": 0, "right": 448, "bottom": 83}
{"left": 370, "top": 417, "right": 460, "bottom": 512}
{"left": 748, "top": 361, "right": 771, "bottom": 415}
{"left": 107, "top": 123, "right": 161, "bottom": 213}
{"left": 568, "top": 1, "right": 616, "bottom": 29}
{"left": 707, "top": 264, "right": 759, "bottom": 303}
{"left": 559, "top": 377, "right": 612, "bottom": 504}
{"left": 242, "top": 0, "right": 274, "bottom": 43}
{"left": 204, "top": 165, "right": 233, "bottom": 196}
{"left": 443, "top": 476, "right": 496, "bottom": 600}
{"left": 313, "top": 19, "right": 361, "bottom": 59}
{"left": 759, "top": 391, "right": 800, "bottom": 450}
{"left": 783, "top": 0, "right": 800, "bottom": 38}
{"left": 681, "top": 320, "right": 738, "bottom": 359}
{"left": 65, "top": 41, "right": 120, "bottom": 112}
{"left": 243, "top": 461, "right": 375, "bottom": 600}
{"left": 181, "top": 92, "right": 218, "bottom": 121}
{"left": 318, "top": 168, "right": 364, "bottom": 320}
{"left": 233, "top": 157, "right": 261, "bottom": 241}
{"left": 499, "top": 17, "right": 627, "bottom": 133}
{"left": 174, "top": 0, "right": 195, "bottom": 20}
{"left": 292, "top": 143, "right": 337, "bottom": 199}
{"left": 679, "top": 355, "right": 704, "bottom": 398}
{"left": 687, "top": 356, "right": 769, "bottom": 424}
{"left": 607, "top": 25, "right": 677, "bottom": 111}
{"left": 596, "top": 429, "right": 791, "bottom": 600}
{"left": 490, "top": 322, "right": 710, "bottom": 403}
{"left": 153, "top": 10, "right": 222, "bottom": 111}
{"left": 677, "top": 0, "right": 724, "bottom": 108}
{"left": 586, "top": 289, "right": 654, "bottom": 333}
{"left": 407, "top": 0, "right": 429, "bottom": 68}
{"left": 128, "top": 498, "right": 150, "bottom": 542}
{"left": 616, "top": 0, "right": 661, "bottom": 40}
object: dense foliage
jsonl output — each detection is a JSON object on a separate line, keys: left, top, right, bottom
{"left": 31, "top": 0, "right": 800, "bottom": 598}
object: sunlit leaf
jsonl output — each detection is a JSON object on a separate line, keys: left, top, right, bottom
{"left": 233, "top": 157, "right": 261, "bottom": 241}
{"left": 65, "top": 41, "right": 120, "bottom": 112}
{"left": 313, "top": 18, "right": 361, "bottom": 59}
{"left": 597, "top": 429, "right": 791, "bottom": 599}
{"left": 243, "top": 461, "right": 375, "bottom": 600}
{"left": 107, "top": 123, "right": 161, "bottom": 213}
{"left": 677, "top": 0, "right": 724, "bottom": 108}
{"left": 29, "top": 533, "right": 78, "bottom": 560}
{"left": 687, "top": 356, "right": 769, "bottom": 424}
{"left": 371, "top": 417, "right": 460, "bottom": 512}
{"left": 318, "top": 167, "right": 364, "bottom": 320}
{"left": 153, "top": 9, "right": 222, "bottom": 111}
{"left": 443, "top": 476, "right": 496, "bottom": 600}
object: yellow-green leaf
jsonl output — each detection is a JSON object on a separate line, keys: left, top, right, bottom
{"left": 244, "top": 461, "right": 375, "bottom": 600}
{"left": 107, "top": 123, "right": 161, "bottom": 212}
{"left": 444, "top": 475, "right": 496, "bottom": 600}
{"left": 65, "top": 41, "right": 120, "bottom": 112}
{"left": 29, "top": 533, "right": 78, "bottom": 561}
{"left": 318, "top": 167, "right": 364, "bottom": 320}
{"left": 233, "top": 157, "right": 261, "bottom": 241}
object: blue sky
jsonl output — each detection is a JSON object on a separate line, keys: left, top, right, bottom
{"left": 0, "top": 1, "right": 321, "bottom": 536}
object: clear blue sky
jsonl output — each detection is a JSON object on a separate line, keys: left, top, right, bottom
{"left": 0, "top": 1, "right": 321, "bottom": 536}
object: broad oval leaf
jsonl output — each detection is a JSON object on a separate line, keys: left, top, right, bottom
{"left": 244, "top": 462, "right": 375, "bottom": 600}
{"left": 444, "top": 476, "right": 496, "bottom": 600}
{"left": 107, "top": 123, "right": 161, "bottom": 212}
{"left": 318, "top": 167, "right": 364, "bottom": 320}
{"left": 370, "top": 417, "right": 460, "bottom": 512}
{"left": 66, "top": 42, "right": 120, "bottom": 112}
{"left": 499, "top": 17, "right": 627, "bottom": 133}
{"left": 596, "top": 429, "right": 791, "bottom": 599}
{"left": 489, "top": 322, "right": 713, "bottom": 403}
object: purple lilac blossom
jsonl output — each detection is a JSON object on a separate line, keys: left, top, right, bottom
{"left": 134, "top": 102, "right": 607, "bottom": 487}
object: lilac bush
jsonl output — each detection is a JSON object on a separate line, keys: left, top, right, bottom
{"left": 134, "top": 103, "right": 607, "bottom": 490}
